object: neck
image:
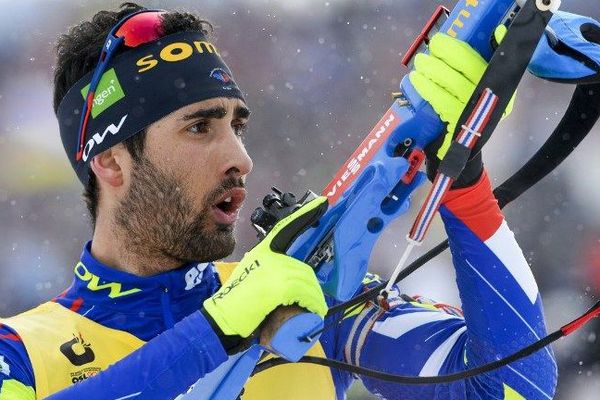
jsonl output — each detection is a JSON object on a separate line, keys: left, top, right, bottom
{"left": 91, "top": 213, "right": 182, "bottom": 277}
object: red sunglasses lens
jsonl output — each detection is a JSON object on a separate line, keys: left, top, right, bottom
{"left": 115, "top": 11, "right": 165, "bottom": 47}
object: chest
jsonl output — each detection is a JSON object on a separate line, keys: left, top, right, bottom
{"left": 4, "top": 302, "right": 337, "bottom": 399}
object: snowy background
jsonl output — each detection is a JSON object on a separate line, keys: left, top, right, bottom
{"left": 1, "top": 0, "right": 600, "bottom": 398}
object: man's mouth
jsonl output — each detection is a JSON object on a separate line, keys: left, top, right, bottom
{"left": 211, "top": 187, "right": 246, "bottom": 225}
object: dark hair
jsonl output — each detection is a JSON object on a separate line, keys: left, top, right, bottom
{"left": 53, "top": 2, "right": 213, "bottom": 228}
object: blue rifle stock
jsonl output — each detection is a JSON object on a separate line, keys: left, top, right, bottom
{"left": 189, "top": 1, "right": 522, "bottom": 399}
{"left": 291, "top": 0, "right": 517, "bottom": 302}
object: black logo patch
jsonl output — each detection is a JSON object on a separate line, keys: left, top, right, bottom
{"left": 60, "top": 334, "right": 96, "bottom": 366}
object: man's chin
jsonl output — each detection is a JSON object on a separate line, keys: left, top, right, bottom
{"left": 215, "top": 222, "right": 235, "bottom": 233}
{"left": 195, "top": 227, "right": 236, "bottom": 262}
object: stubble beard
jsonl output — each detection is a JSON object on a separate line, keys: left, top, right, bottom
{"left": 114, "top": 156, "right": 241, "bottom": 274}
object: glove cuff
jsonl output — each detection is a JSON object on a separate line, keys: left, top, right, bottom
{"left": 201, "top": 308, "right": 252, "bottom": 355}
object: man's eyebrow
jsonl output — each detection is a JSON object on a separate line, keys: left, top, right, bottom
{"left": 181, "top": 107, "right": 227, "bottom": 121}
{"left": 181, "top": 105, "right": 251, "bottom": 121}
{"left": 235, "top": 106, "right": 251, "bottom": 119}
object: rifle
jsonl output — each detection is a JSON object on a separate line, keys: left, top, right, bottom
{"left": 188, "top": 0, "right": 600, "bottom": 398}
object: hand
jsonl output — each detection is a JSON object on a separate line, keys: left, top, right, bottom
{"left": 410, "top": 29, "right": 514, "bottom": 188}
{"left": 410, "top": 28, "right": 514, "bottom": 160}
{"left": 202, "top": 197, "right": 329, "bottom": 350}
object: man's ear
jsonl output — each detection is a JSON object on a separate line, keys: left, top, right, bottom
{"left": 89, "top": 145, "right": 130, "bottom": 188}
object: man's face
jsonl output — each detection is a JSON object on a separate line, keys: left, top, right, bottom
{"left": 114, "top": 97, "right": 253, "bottom": 270}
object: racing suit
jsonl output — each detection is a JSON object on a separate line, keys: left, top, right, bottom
{"left": 0, "top": 172, "right": 557, "bottom": 399}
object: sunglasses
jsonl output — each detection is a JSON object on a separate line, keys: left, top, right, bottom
{"left": 75, "top": 9, "right": 165, "bottom": 161}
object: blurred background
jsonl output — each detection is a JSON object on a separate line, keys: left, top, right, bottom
{"left": 1, "top": 0, "right": 599, "bottom": 398}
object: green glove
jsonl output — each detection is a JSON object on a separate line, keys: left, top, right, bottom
{"left": 409, "top": 28, "right": 514, "bottom": 160}
{"left": 203, "top": 197, "right": 329, "bottom": 339}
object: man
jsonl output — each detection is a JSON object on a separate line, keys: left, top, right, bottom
{"left": 0, "top": 3, "right": 557, "bottom": 399}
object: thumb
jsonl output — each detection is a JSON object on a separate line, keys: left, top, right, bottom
{"left": 266, "top": 197, "right": 328, "bottom": 254}
{"left": 494, "top": 25, "right": 508, "bottom": 45}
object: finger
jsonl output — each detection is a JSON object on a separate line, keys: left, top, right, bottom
{"left": 267, "top": 196, "right": 328, "bottom": 254}
{"left": 494, "top": 25, "right": 508, "bottom": 44}
{"left": 501, "top": 90, "right": 517, "bottom": 120}
{"left": 429, "top": 34, "right": 487, "bottom": 85}
{"left": 409, "top": 71, "right": 462, "bottom": 159}
{"left": 436, "top": 124, "right": 456, "bottom": 160}
{"left": 409, "top": 71, "right": 464, "bottom": 124}
{"left": 288, "top": 277, "right": 328, "bottom": 318}
{"left": 296, "top": 295, "right": 328, "bottom": 318}
{"left": 279, "top": 256, "right": 328, "bottom": 317}
{"left": 414, "top": 53, "right": 475, "bottom": 104}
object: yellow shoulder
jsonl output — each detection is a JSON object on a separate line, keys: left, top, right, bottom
{"left": 214, "top": 262, "right": 239, "bottom": 283}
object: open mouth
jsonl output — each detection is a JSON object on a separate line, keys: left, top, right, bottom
{"left": 211, "top": 187, "right": 246, "bottom": 224}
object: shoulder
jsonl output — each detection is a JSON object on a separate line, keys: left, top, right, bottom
{"left": 213, "top": 261, "right": 238, "bottom": 284}
{"left": 0, "top": 322, "right": 35, "bottom": 390}
{"left": 0, "top": 303, "right": 69, "bottom": 391}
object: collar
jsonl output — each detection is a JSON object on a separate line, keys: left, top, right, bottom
{"left": 54, "top": 242, "right": 221, "bottom": 340}
{"left": 60, "top": 241, "right": 219, "bottom": 313}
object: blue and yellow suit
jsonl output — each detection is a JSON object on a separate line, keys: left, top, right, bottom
{"left": 0, "top": 173, "right": 557, "bottom": 399}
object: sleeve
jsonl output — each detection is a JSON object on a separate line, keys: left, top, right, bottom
{"left": 0, "top": 324, "right": 36, "bottom": 399}
{"left": 46, "top": 310, "right": 228, "bottom": 400}
{"left": 336, "top": 171, "right": 557, "bottom": 400}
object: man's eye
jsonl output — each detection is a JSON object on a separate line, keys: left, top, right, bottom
{"left": 187, "top": 121, "right": 209, "bottom": 135}
{"left": 233, "top": 122, "right": 248, "bottom": 137}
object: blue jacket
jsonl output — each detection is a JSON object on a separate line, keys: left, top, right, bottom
{"left": 0, "top": 173, "right": 557, "bottom": 399}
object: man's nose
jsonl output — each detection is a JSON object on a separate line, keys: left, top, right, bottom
{"left": 220, "top": 130, "right": 253, "bottom": 177}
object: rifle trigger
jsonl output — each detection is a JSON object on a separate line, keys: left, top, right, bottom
{"left": 402, "top": 149, "right": 426, "bottom": 184}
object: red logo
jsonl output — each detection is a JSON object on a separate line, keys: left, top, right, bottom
{"left": 322, "top": 109, "right": 400, "bottom": 204}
